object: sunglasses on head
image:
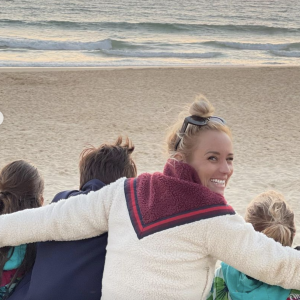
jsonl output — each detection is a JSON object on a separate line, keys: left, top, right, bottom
{"left": 174, "top": 115, "right": 226, "bottom": 151}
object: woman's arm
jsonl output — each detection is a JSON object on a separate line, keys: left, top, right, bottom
{"left": 0, "top": 178, "right": 124, "bottom": 247}
{"left": 204, "top": 214, "right": 300, "bottom": 289}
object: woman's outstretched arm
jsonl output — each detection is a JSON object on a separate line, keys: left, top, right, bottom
{"left": 0, "top": 178, "right": 124, "bottom": 247}
{"left": 204, "top": 213, "right": 300, "bottom": 289}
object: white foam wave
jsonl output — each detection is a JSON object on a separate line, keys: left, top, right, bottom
{"left": 0, "top": 60, "right": 205, "bottom": 67}
{"left": 0, "top": 37, "right": 112, "bottom": 50}
{"left": 102, "top": 50, "right": 221, "bottom": 58}
{"left": 270, "top": 50, "right": 300, "bottom": 57}
{"left": 0, "top": 61, "right": 112, "bottom": 67}
{"left": 213, "top": 41, "right": 291, "bottom": 51}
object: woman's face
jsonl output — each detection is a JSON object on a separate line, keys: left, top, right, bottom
{"left": 187, "top": 130, "right": 233, "bottom": 195}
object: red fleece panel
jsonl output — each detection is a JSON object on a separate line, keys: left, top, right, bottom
{"left": 136, "top": 160, "right": 228, "bottom": 225}
{"left": 124, "top": 160, "right": 235, "bottom": 239}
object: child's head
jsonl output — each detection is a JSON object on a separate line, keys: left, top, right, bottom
{"left": 0, "top": 160, "right": 44, "bottom": 286}
{"left": 79, "top": 136, "right": 137, "bottom": 189}
{"left": 0, "top": 160, "right": 44, "bottom": 214}
{"left": 245, "top": 190, "right": 295, "bottom": 247}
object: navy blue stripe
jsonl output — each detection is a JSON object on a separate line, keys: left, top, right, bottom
{"left": 138, "top": 202, "right": 235, "bottom": 227}
{"left": 138, "top": 209, "right": 235, "bottom": 239}
{"left": 133, "top": 178, "right": 145, "bottom": 227}
{"left": 124, "top": 179, "right": 139, "bottom": 234}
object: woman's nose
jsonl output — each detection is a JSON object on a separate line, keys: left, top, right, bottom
{"left": 220, "top": 161, "right": 232, "bottom": 174}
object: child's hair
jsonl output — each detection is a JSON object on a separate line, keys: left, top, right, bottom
{"left": 0, "top": 160, "right": 44, "bottom": 293}
{"left": 79, "top": 136, "right": 137, "bottom": 189}
{"left": 245, "top": 190, "right": 295, "bottom": 247}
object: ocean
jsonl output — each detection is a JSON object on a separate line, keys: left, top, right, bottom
{"left": 1, "top": 0, "right": 300, "bottom": 67}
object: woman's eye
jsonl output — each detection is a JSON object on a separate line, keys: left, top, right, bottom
{"left": 227, "top": 157, "right": 234, "bottom": 161}
{"left": 208, "top": 156, "right": 217, "bottom": 161}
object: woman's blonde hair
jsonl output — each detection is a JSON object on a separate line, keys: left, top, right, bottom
{"left": 245, "top": 190, "right": 295, "bottom": 247}
{"left": 166, "top": 95, "right": 232, "bottom": 160}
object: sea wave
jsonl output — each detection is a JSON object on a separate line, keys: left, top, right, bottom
{"left": 1, "top": 18, "right": 300, "bottom": 34}
{"left": 0, "top": 61, "right": 111, "bottom": 67}
{"left": 0, "top": 60, "right": 208, "bottom": 67}
{"left": 203, "top": 41, "right": 300, "bottom": 51}
{"left": 0, "top": 37, "right": 113, "bottom": 50}
{"left": 102, "top": 49, "right": 221, "bottom": 58}
{"left": 0, "top": 36, "right": 222, "bottom": 59}
{"left": 270, "top": 50, "right": 300, "bottom": 57}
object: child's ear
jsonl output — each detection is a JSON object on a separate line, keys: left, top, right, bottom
{"left": 40, "top": 196, "right": 44, "bottom": 206}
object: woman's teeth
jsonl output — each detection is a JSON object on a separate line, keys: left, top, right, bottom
{"left": 210, "top": 179, "right": 225, "bottom": 185}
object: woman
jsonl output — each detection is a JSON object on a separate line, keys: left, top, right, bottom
{"left": 0, "top": 160, "right": 44, "bottom": 299}
{"left": 1, "top": 97, "right": 300, "bottom": 300}
{"left": 208, "top": 190, "right": 300, "bottom": 300}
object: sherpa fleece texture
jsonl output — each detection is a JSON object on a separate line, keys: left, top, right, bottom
{"left": 1, "top": 162, "right": 300, "bottom": 299}
{"left": 125, "top": 159, "right": 235, "bottom": 238}
{"left": 136, "top": 159, "right": 231, "bottom": 222}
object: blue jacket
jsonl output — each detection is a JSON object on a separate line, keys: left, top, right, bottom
{"left": 9, "top": 179, "right": 107, "bottom": 300}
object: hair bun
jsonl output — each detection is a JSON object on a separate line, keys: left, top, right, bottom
{"left": 245, "top": 190, "right": 295, "bottom": 247}
{"left": 189, "top": 95, "right": 215, "bottom": 118}
{"left": 262, "top": 223, "right": 292, "bottom": 247}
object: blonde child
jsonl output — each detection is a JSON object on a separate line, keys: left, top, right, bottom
{"left": 208, "top": 190, "right": 300, "bottom": 300}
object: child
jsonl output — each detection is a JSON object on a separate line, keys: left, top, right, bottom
{"left": 208, "top": 190, "right": 300, "bottom": 300}
{"left": 0, "top": 160, "right": 44, "bottom": 300}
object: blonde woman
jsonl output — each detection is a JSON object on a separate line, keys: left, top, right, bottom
{"left": 208, "top": 190, "right": 300, "bottom": 300}
{"left": 1, "top": 98, "right": 300, "bottom": 299}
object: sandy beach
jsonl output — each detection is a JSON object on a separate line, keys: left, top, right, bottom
{"left": 0, "top": 66, "right": 300, "bottom": 244}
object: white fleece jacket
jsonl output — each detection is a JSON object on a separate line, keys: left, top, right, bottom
{"left": 0, "top": 177, "right": 300, "bottom": 300}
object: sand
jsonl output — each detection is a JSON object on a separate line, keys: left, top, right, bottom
{"left": 0, "top": 66, "right": 300, "bottom": 244}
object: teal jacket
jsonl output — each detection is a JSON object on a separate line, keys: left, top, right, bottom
{"left": 208, "top": 262, "right": 300, "bottom": 300}
{"left": 3, "top": 245, "right": 26, "bottom": 271}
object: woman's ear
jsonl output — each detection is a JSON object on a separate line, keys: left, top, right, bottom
{"left": 174, "top": 152, "right": 185, "bottom": 162}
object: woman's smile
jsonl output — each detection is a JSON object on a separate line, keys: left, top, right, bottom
{"left": 188, "top": 130, "right": 233, "bottom": 195}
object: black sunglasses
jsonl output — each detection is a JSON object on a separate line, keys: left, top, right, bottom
{"left": 174, "top": 115, "right": 226, "bottom": 151}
